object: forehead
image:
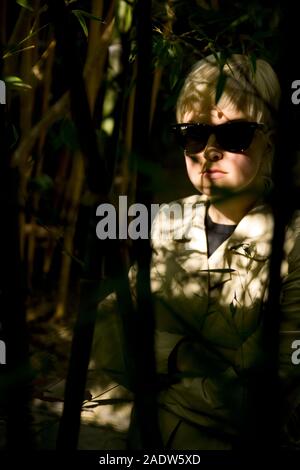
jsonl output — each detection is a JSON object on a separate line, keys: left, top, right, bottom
{"left": 182, "top": 103, "right": 250, "bottom": 125}
{"left": 178, "top": 77, "right": 261, "bottom": 124}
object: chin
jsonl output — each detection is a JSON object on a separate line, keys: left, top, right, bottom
{"left": 203, "top": 186, "right": 236, "bottom": 198}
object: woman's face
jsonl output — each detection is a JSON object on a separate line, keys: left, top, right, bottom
{"left": 183, "top": 105, "right": 270, "bottom": 199}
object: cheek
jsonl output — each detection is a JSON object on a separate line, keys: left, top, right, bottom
{"left": 231, "top": 154, "right": 261, "bottom": 180}
{"left": 239, "top": 136, "right": 267, "bottom": 177}
{"left": 185, "top": 157, "right": 197, "bottom": 177}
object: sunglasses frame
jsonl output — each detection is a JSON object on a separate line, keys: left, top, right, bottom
{"left": 172, "top": 121, "right": 266, "bottom": 153}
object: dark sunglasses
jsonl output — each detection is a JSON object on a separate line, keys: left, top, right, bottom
{"left": 172, "top": 121, "right": 265, "bottom": 154}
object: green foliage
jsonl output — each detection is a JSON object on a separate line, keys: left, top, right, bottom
{"left": 213, "top": 50, "right": 230, "bottom": 103}
{"left": 29, "top": 174, "right": 54, "bottom": 193}
{"left": 154, "top": 3, "right": 279, "bottom": 71}
{"left": 151, "top": 0, "right": 281, "bottom": 120}
{"left": 4, "top": 75, "right": 32, "bottom": 91}
{"left": 3, "top": 23, "right": 49, "bottom": 59}
{"left": 153, "top": 35, "right": 184, "bottom": 90}
{"left": 72, "top": 9, "right": 104, "bottom": 38}
{"left": 116, "top": 0, "right": 134, "bottom": 34}
{"left": 170, "top": 0, "right": 280, "bottom": 59}
{"left": 72, "top": 10, "right": 88, "bottom": 37}
{"left": 16, "top": 0, "right": 34, "bottom": 12}
{"left": 49, "top": 119, "right": 80, "bottom": 152}
{"left": 59, "top": 119, "right": 80, "bottom": 151}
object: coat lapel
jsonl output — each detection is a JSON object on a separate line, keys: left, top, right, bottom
{"left": 205, "top": 200, "right": 274, "bottom": 290}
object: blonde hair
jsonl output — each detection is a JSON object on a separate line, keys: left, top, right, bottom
{"left": 176, "top": 54, "right": 281, "bottom": 188}
{"left": 176, "top": 54, "right": 280, "bottom": 127}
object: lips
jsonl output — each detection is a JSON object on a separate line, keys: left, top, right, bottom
{"left": 201, "top": 169, "right": 227, "bottom": 179}
{"left": 202, "top": 169, "right": 226, "bottom": 174}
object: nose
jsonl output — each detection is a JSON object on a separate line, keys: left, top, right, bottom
{"left": 203, "top": 133, "right": 223, "bottom": 162}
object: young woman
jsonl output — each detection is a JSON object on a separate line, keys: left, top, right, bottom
{"left": 149, "top": 54, "right": 300, "bottom": 449}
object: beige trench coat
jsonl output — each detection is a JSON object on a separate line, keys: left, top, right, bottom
{"left": 92, "top": 194, "right": 300, "bottom": 449}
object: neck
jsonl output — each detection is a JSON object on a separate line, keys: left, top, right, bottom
{"left": 208, "top": 190, "right": 261, "bottom": 225}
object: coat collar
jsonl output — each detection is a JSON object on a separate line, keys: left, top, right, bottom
{"left": 227, "top": 203, "right": 274, "bottom": 261}
{"left": 187, "top": 194, "right": 274, "bottom": 262}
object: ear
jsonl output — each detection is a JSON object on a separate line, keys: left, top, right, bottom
{"left": 264, "top": 129, "right": 276, "bottom": 155}
{"left": 259, "top": 129, "right": 275, "bottom": 179}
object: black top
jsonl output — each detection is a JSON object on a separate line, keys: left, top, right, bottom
{"left": 205, "top": 212, "right": 237, "bottom": 258}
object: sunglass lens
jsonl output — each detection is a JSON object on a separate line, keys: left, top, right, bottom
{"left": 185, "top": 137, "right": 206, "bottom": 154}
{"left": 218, "top": 122, "right": 256, "bottom": 152}
{"left": 175, "top": 125, "right": 209, "bottom": 154}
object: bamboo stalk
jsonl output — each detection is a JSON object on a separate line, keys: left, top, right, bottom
{"left": 149, "top": 66, "right": 163, "bottom": 131}
{"left": 18, "top": 1, "right": 42, "bottom": 260}
{"left": 8, "top": 6, "right": 28, "bottom": 45}
{"left": 55, "top": 151, "right": 85, "bottom": 320}
{"left": 84, "top": 0, "right": 115, "bottom": 79}
{"left": 254, "top": 4, "right": 298, "bottom": 450}
{"left": 149, "top": 0, "right": 174, "bottom": 131}
{"left": 84, "top": 16, "right": 116, "bottom": 115}
{"left": 3, "top": 8, "right": 27, "bottom": 76}
{"left": 0, "top": 0, "right": 7, "bottom": 44}
{"left": 85, "top": 0, "right": 104, "bottom": 112}
{"left": 40, "top": 148, "right": 70, "bottom": 277}
{"left": 129, "top": 0, "right": 162, "bottom": 449}
{"left": 11, "top": 5, "right": 115, "bottom": 169}
{"left": 120, "top": 61, "right": 137, "bottom": 198}
{"left": 27, "top": 39, "right": 56, "bottom": 287}
{"left": 18, "top": 11, "right": 35, "bottom": 260}
{"left": 12, "top": 92, "right": 70, "bottom": 168}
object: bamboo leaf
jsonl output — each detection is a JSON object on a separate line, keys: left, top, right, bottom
{"left": 16, "top": 0, "right": 34, "bottom": 12}
{"left": 17, "top": 23, "right": 49, "bottom": 46}
{"left": 2, "top": 24, "right": 48, "bottom": 59}
{"left": 82, "top": 397, "right": 133, "bottom": 408}
{"left": 5, "top": 76, "right": 32, "bottom": 91}
{"left": 72, "top": 8, "right": 105, "bottom": 38}
{"left": 72, "top": 10, "right": 88, "bottom": 37}
{"left": 116, "top": 0, "right": 133, "bottom": 33}
{"left": 215, "top": 72, "right": 227, "bottom": 104}
{"left": 72, "top": 9, "right": 105, "bottom": 23}
{"left": 3, "top": 45, "right": 35, "bottom": 59}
